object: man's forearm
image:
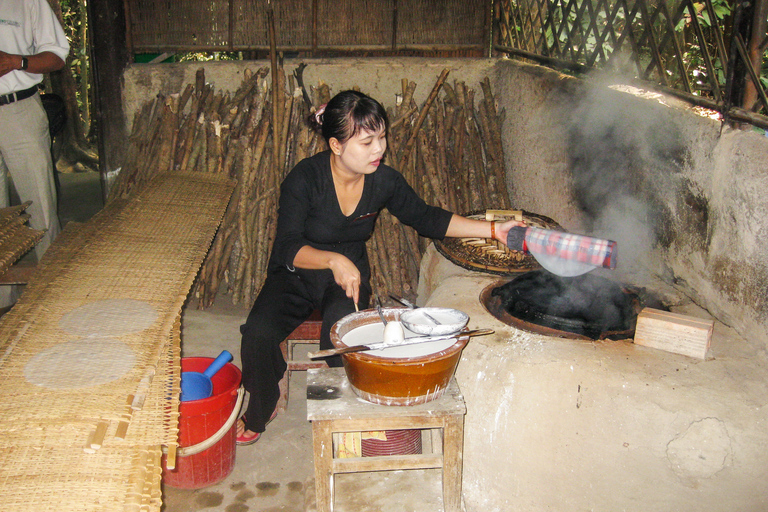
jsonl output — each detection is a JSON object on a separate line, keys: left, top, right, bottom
{"left": 0, "top": 50, "right": 66, "bottom": 78}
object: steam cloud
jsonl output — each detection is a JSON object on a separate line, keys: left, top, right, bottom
{"left": 565, "top": 70, "right": 684, "bottom": 282}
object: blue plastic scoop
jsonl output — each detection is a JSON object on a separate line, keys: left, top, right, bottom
{"left": 180, "top": 350, "right": 233, "bottom": 402}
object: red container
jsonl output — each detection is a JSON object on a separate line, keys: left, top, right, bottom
{"left": 361, "top": 429, "right": 422, "bottom": 457}
{"left": 162, "top": 357, "right": 241, "bottom": 489}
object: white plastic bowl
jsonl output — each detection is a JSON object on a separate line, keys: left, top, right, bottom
{"left": 399, "top": 307, "right": 469, "bottom": 336}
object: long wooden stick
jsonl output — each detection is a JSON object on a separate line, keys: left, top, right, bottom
{"left": 397, "top": 68, "right": 450, "bottom": 169}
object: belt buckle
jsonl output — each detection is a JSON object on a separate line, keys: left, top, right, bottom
{"left": 0, "top": 93, "right": 15, "bottom": 106}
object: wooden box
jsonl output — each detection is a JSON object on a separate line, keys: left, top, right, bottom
{"left": 633, "top": 308, "right": 714, "bottom": 360}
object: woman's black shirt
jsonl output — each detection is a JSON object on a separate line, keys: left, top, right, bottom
{"left": 269, "top": 150, "right": 453, "bottom": 285}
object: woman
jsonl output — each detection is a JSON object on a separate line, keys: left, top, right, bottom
{"left": 237, "top": 90, "right": 523, "bottom": 444}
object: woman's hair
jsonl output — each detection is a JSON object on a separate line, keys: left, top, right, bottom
{"left": 308, "top": 90, "right": 388, "bottom": 144}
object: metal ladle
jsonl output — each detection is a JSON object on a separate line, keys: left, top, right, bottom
{"left": 389, "top": 294, "right": 441, "bottom": 325}
{"left": 376, "top": 298, "right": 388, "bottom": 325}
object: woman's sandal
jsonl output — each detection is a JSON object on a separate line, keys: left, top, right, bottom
{"left": 236, "top": 409, "right": 278, "bottom": 446}
{"left": 236, "top": 419, "right": 261, "bottom": 445}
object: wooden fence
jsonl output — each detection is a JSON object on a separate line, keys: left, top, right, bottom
{"left": 124, "top": 0, "right": 490, "bottom": 55}
{"left": 496, "top": 0, "right": 768, "bottom": 129}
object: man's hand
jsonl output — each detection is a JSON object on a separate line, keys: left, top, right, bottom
{"left": 0, "top": 51, "right": 22, "bottom": 79}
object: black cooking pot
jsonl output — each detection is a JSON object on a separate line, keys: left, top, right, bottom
{"left": 487, "top": 270, "right": 641, "bottom": 340}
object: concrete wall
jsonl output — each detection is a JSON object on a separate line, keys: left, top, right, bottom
{"left": 122, "top": 58, "right": 497, "bottom": 133}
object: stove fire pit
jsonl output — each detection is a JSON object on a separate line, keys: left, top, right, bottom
{"left": 481, "top": 270, "right": 642, "bottom": 340}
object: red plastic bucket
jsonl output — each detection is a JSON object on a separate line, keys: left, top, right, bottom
{"left": 162, "top": 357, "right": 242, "bottom": 489}
{"left": 361, "top": 429, "right": 422, "bottom": 457}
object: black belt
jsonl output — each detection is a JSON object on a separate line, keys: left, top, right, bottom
{"left": 0, "top": 86, "right": 39, "bottom": 106}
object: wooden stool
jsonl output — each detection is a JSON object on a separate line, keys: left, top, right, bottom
{"left": 276, "top": 310, "right": 328, "bottom": 412}
{"left": 306, "top": 367, "right": 466, "bottom": 512}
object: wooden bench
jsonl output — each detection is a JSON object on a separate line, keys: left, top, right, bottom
{"left": 306, "top": 367, "right": 467, "bottom": 512}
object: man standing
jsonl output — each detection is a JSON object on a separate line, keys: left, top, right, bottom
{"left": 0, "top": 0, "right": 69, "bottom": 262}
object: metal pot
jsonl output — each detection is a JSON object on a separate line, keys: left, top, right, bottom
{"left": 330, "top": 307, "right": 469, "bottom": 406}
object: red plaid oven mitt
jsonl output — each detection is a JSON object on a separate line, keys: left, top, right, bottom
{"left": 506, "top": 226, "right": 617, "bottom": 270}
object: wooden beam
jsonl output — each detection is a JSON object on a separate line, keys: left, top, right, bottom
{"left": 88, "top": 0, "right": 130, "bottom": 202}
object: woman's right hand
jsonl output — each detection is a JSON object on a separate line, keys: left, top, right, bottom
{"left": 327, "top": 253, "right": 362, "bottom": 305}
{"left": 293, "top": 246, "right": 362, "bottom": 305}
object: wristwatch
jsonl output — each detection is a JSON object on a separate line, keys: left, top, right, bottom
{"left": 20, "top": 56, "right": 28, "bottom": 71}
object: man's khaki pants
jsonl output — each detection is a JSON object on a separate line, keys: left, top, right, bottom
{"left": 0, "top": 91, "right": 61, "bottom": 306}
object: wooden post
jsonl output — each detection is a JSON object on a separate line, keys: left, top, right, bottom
{"left": 312, "top": 420, "right": 334, "bottom": 512}
{"left": 442, "top": 414, "right": 464, "bottom": 512}
{"left": 87, "top": 0, "right": 130, "bottom": 202}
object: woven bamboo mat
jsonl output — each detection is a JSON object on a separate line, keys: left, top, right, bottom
{"left": 0, "top": 171, "right": 234, "bottom": 512}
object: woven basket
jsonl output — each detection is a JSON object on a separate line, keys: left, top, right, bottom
{"left": 434, "top": 209, "right": 563, "bottom": 276}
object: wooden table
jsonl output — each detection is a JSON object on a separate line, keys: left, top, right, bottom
{"left": 306, "top": 367, "right": 467, "bottom": 512}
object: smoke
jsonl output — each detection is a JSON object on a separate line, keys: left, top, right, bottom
{"left": 565, "top": 71, "right": 685, "bottom": 279}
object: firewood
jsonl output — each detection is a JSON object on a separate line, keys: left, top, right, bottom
{"left": 285, "top": 88, "right": 304, "bottom": 175}
{"left": 195, "top": 68, "right": 205, "bottom": 97}
{"left": 247, "top": 122, "right": 271, "bottom": 277}
{"left": 207, "top": 92, "right": 224, "bottom": 119}
{"left": 397, "top": 81, "right": 417, "bottom": 120}
{"left": 207, "top": 116, "right": 223, "bottom": 174}
{"left": 243, "top": 87, "right": 269, "bottom": 141}
{"left": 397, "top": 69, "right": 450, "bottom": 169}
{"left": 194, "top": 116, "right": 208, "bottom": 173}
{"left": 232, "top": 146, "right": 255, "bottom": 304}
{"left": 198, "top": 84, "right": 213, "bottom": 116}
{"left": 178, "top": 84, "right": 194, "bottom": 117}
{"left": 280, "top": 93, "right": 293, "bottom": 174}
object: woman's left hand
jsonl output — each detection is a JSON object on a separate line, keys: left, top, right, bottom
{"left": 444, "top": 214, "right": 526, "bottom": 249}
{"left": 493, "top": 219, "right": 527, "bottom": 248}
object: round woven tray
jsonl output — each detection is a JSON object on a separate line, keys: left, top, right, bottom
{"left": 434, "top": 209, "right": 563, "bottom": 275}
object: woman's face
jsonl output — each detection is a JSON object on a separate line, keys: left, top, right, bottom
{"left": 333, "top": 125, "right": 387, "bottom": 176}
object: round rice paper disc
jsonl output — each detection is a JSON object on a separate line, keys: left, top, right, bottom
{"left": 25, "top": 337, "right": 137, "bottom": 389}
{"left": 59, "top": 298, "right": 158, "bottom": 336}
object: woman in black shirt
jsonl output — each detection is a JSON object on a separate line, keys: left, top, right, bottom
{"left": 237, "top": 90, "right": 523, "bottom": 445}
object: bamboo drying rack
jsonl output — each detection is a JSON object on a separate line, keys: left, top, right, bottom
{"left": 0, "top": 171, "right": 235, "bottom": 511}
{"left": 0, "top": 202, "right": 44, "bottom": 278}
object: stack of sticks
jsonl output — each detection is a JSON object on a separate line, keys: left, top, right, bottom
{"left": 371, "top": 71, "right": 511, "bottom": 301}
{"left": 109, "top": 64, "right": 509, "bottom": 308}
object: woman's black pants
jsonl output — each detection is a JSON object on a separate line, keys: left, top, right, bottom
{"left": 239, "top": 267, "right": 370, "bottom": 433}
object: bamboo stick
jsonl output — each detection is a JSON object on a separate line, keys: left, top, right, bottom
{"left": 232, "top": 146, "right": 255, "bottom": 305}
